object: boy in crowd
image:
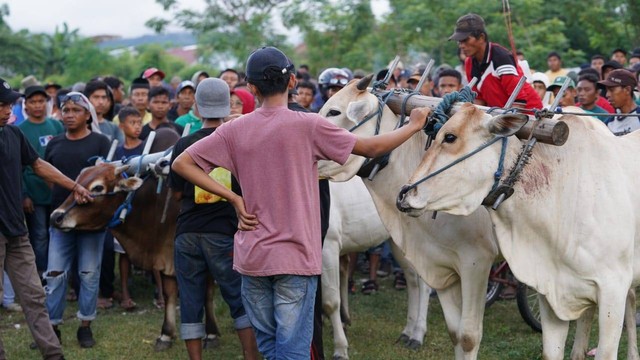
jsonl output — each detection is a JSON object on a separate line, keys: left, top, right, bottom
{"left": 19, "top": 86, "right": 65, "bottom": 276}
{"left": 576, "top": 74, "right": 609, "bottom": 122}
{"left": 547, "top": 76, "right": 577, "bottom": 107}
{"left": 437, "top": 69, "right": 463, "bottom": 96}
{"left": 168, "top": 80, "right": 195, "bottom": 122}
{"left": 220, "top": 68, "right": 240, "bottom": 89}
{"left": 84, "top": 80, "right": 123, "bottom": 144}
{"left": 113, "top": 78, "right": 152, "bottom": 125}
{"left": 172, "top": 46, "right": 430, "bottom": 359}
{"left": 140, "top": 87, "right": 184, "bottom": 140}
{"left": 599, "top": 69, "right": 640, "bottom": 135}
{"left": 294, "top": 80, "right": 316, "bottom": 111}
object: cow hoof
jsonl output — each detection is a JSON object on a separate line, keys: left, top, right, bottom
{"left": 203, "top": 335, "right": 220, "bottom": 350}
{"left": 154, "top": 338, "right": 173, "bottom": 351}
{"left": 405, "top": 339, "right": 422, "bottom": 351}
{"left": 332, "top": 355, "right": 349, "bottom": 360}
{"left": 395, "top": 334, "right": 410, "bottom": 346}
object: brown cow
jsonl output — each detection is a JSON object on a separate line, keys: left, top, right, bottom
{"left": 49, "top": 129, "right": 220, "bottom": 351}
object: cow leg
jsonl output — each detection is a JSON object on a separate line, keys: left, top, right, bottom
{"left": 592, "top": 285, "right": 627, "bottom": 360}
{"left": 539, "top": 294, "right": 569, "bottom": 360}
{"left": 624, "top": 288, "right": 639, "bottom": 360}
{"left": 437, "top": 283, "right": 464, "bottom": 359}
{"left": 322, "top": 240, "right": 349, "bottom": 360}
{"left": 456, "top": 262, "right": 492, "bottom": 360}
{"left": 390, "top": 241, "right": 428, "bottom": 349}
{"left": 569, "top": 306, "right": 595, "bottom": 360}
{"left": 339, "top": 254, "right": 351, "bottom": 325}
{"left": 155, "top": 274, "right": 178, "bottom": 351}
{"left": 203, "top": 276, "right": 221, "bottom": 350}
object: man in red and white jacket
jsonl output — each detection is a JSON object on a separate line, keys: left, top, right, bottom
{"left": 449, "top": 13, "right": 542, "bottom": 110}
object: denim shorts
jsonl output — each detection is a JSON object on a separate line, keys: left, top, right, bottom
{"left": 174, "top": 232, "right": 249, "bottom": 340}
{"left": 241, "top": 274, "right": 317, "bottom": 360}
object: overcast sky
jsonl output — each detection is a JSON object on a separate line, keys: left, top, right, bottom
{"left": 5, "top": 0, "right": 390, "bottom": 39}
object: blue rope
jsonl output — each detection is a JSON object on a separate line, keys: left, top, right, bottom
{"left": 425, "top": 86, "right": 477, "bottom": 137}
{"left": 492, "top": 137, "right": 509, "bottom": 192}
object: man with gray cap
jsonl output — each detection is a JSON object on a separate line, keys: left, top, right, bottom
{"left": 168, "top": 77, "right": 258, "bottom": 360}
{"left": 450, "top": 13, "right": 542, "bottom": 110}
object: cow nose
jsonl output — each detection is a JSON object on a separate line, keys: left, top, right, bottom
{"left": 396, "top": 185, "right": 412, "bottom": 212}
{"left": 51, "top": 211, "right": 65, "bottom": 227}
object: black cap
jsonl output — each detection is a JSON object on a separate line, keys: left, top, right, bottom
{"left": 449, "top": 13, "right": 485, "bottom": 41}
{"left": 0, "top": 78, "right": 23, "bottom": 104}
{"left": 24, "top": 85, "right": 49, "bottom": 100}
{"left": 602, "top": 60, "right": 623, "bottom": 73}
{"left": 130, "top": 77, "right": 150, "bottom": 91}
{"left": 245, "top": 46, "right": 294, "bottom": 82}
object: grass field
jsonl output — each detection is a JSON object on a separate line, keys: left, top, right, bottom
{"left": 0, "top": 271, "right": 634, "bottom": 359}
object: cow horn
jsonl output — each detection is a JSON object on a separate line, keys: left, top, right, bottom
{"left": 114, "top": 165, "right": 131, "bottom": 176}
{"left": 356, "top": 74, "right": 374, "bottom": 91}
{"left": 95, "top": 158, "right": 104, "bottom": 165}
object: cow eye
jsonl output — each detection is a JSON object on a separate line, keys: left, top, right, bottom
{"left": 326, "top": 109, "right": 341, "bottom": 117}
{"left": 91, "top": 185, "right": 105, "bottom": 193}
{"left": 443, "top": 133, "right": 457, "bottom": 144}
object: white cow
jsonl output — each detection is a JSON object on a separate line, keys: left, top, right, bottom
{"left": 318, "top": 77, "right": 498, "bottom": 359}
{"left": 322, "top": 177, "right": 430, "bottom": 360}
{"left": 398, "top": 103, "right": 640, "bottom": 360}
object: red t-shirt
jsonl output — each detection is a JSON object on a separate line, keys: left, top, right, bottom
{"left": 465, "top": 42, "right": 543, "bottom": 110}
{"left": 186, "top": 105, "right": 357, "bottom": 276}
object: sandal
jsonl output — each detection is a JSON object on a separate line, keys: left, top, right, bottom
{"left": 394, "top": 272, "right": 407, "bottom": 290}
{"left": 153, "top": 296, "right": 165, "bottom": 310}
{"left": 97, "top": 297, "right": 113, "bottom": 309}
{"left": 120, "top": 298, "right": 137, "bottom": 311}
{"left": 361, "top": 280, "right": 378, "bottom": 295}
{"left": 348, "top": 279, "right": 356, "bottom": 295}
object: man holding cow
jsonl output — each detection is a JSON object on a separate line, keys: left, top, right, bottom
{"left": 0, "top": 79, "right": 93, "bottom": 359}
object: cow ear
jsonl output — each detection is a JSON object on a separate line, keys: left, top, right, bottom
{"left": 487, "top": 113, "right": 529, "bottom": 137}
{"left": 346, "top": 99, "right": 375, "bottom": 123}
{"left": 117, "top": 177, "right": 143, "bottom": 192}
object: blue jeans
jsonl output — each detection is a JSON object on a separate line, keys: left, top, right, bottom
{"left": 241, "top": 275, "right": 317, "bottom": 360}
{"left": 44, "top": 228, "right": 105, "bottom": 325}
{"left": 2, "top": 271, "right": 15, "bottom": 305}
{"left": 175, "top": 232, "right": 250, "bottom": 340}
{"left": 26, "top": 205, "right": 49, "bottom": 275}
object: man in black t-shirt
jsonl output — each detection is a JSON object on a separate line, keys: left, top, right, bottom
{"left": 168, "top": 78, "right": 258, "bottom": 360}
{"left": 0, "top": 79, "right": 92, "bottom": 359}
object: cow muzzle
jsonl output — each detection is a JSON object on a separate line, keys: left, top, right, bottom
{"left": 396, "top": 185, "right": 428, "bottom": 217}
{"left": 50, "top": 210, "right": 75, "bottom": 231}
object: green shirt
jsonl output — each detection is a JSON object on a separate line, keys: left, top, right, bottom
{"left": 175, "top": 110, "right": 202, "bottom": 134}
{"left": 18, "top": 118, "right": 64, "bottom": 205}
{"left": 581, "top": 105, "right": 609, "bottom": 123}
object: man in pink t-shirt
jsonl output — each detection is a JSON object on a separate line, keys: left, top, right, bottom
{"left": 172, "top": 46, "right": 431, "bottom": 359}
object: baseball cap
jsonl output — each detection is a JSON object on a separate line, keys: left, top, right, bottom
{"left": 598, "top": 69, "right": 637, "bottom": 88}
{"left": 547, "top": 76, "right": 575, "bottom": 91}
{"left": 245, "top": 46, "right": 294, "bottom": 82}
{"left": 176, "top": 80, "right": 195, "bottom": 94}
{"left": 142, "top": 67, "right": 166, "bottom": 80}
{"left": 449, "top": 13, "right": 485, "bottom": 41}
{"left": 195, "top": 78, "right": 230, "bottom": 119}
{"left": 24, "top": 85, "right": 49, "bottom": 100}
{"left": 0, "top": 78, "right": 23, "bottom": 104}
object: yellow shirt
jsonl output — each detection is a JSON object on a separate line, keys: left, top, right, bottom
{"left": 113, "top": 110, "right": 152, "bottom": 125}
{"left": 544, "top": 69, "right": 569, "bottom": 83}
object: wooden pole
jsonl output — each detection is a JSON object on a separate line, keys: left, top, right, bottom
{"left": 382, "top": 91, "right": 569, "bottom": 146}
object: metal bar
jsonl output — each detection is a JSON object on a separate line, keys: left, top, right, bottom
{"left": 504, "top": 76, "right": 527, "bottom": 109}
{"left": 414, "top": 59, "right": 435, "bottom": 92}
{"left": 467, "top": 77, "right": 479, "bottom": 89}
{"left": 376, "top": 55, "right": 400, "bottom": 90}
{"left": 548, "top": 77, "right": 571, "bottom": 112}
{"left": 142, "top": 131, "right": 156, "bottom": 155}
{"left": 106, "top": 140, "right": 118, "bottom": 161}
{"left": 182, "top": 123, "right": 191, "bottom": 137}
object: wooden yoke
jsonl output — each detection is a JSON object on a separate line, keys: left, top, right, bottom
{"left": 383, "top": 92, "right": 569, "bottom": 146}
